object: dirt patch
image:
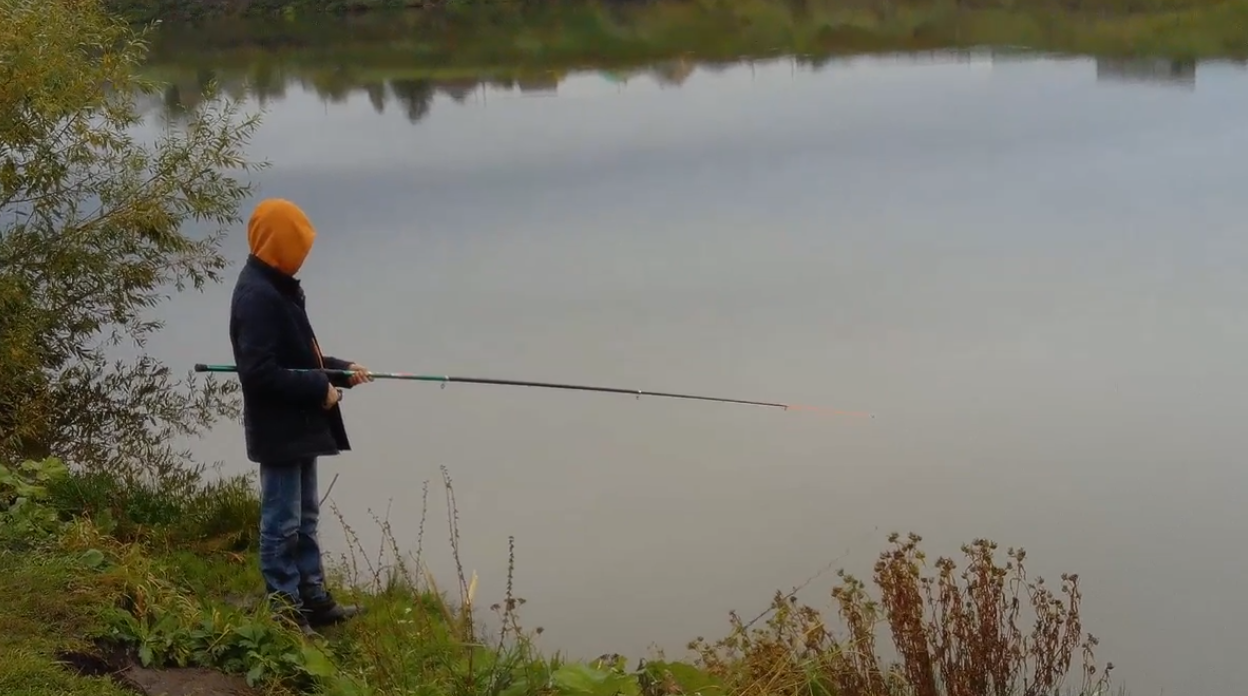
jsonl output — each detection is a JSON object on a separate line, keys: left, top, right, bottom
{"left": 56, "top": 644, "right": 258, "bottom": 696}
{"left": 123, "top": 665, "right": 256, "bottom": 696}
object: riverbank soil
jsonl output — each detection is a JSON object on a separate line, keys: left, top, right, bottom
{"left": 58, "top": 649, "right": 258, "bottom": 696}
{"left": 0, "top": 537, "right": 262, "bottom": 696}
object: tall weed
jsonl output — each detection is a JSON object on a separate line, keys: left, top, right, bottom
{"left": 324, "top": 466, "right": 549, "bottom": 696}
{"left": 691, "top": 533, "right": 1114, "bottom": 696}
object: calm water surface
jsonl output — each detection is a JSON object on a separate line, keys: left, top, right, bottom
{"left": 143, "top": 40, "right": 1248, "bottom": 695}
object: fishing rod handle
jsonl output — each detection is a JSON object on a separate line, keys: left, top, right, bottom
{"left": 195, "top": 363, "right": 353, "bottom": 376}
{"left": 194, "top": 364, "right": 345, "bottom": 400}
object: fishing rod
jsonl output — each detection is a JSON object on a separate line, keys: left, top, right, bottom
{"left": 193, "top": 364, "right": 871, "bottom": 417}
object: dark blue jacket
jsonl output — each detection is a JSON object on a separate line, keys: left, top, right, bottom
{"left": 229, "top": 255, "right": 354, "bottom": 464}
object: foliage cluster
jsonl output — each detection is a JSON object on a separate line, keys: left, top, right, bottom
{"left": 0, "top": 457, "right": 336, "bottom": 692}
{"left": 0, "top": 456, "right": 72, "bottom": 539}
{"left": 0, "top": 0, "right": 262, "bottom": 490}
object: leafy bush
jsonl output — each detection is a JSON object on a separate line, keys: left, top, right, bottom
{"left": 0, "top": 457, "right": 71, "bottom": 539}
{"left": 102, "top": 598, "right": 337, "bottom": 688}
{"left": 0, "top": 0, "right": 262, "bottom": 492}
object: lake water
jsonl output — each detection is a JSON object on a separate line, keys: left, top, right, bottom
{"left": 140, "top": 15, "right": 1248, "bottom": 695}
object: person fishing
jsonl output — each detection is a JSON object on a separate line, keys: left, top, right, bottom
{"left": 228, "top": 197, "right": 373, "bottom": 635}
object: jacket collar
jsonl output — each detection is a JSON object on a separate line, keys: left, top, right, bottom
{"left": 246, "top": 254, "right": 304, "bottom": 302}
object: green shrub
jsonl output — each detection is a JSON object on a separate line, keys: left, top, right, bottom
{"left": 0, "top": 0, "right": 261, "bottom": 490}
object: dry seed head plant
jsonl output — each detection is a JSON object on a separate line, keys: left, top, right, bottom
{"left": 690, "top": 533, "right": 1114, "bottom": 696}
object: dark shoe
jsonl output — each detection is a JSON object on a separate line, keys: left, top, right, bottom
{"left": 302, "top": 592, "right": 363, "bottom": 628}
{"left": 273, "top": 605, "right": 319, "bottom": 637}
{"left": 268, "top": 592, "right": 319, "bottom": 637}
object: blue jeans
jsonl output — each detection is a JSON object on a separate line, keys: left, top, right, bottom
{"left": 259, "top": 458, "right": 331, "bottom": 609}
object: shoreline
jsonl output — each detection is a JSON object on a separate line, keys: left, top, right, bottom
{"left": 2, "top": 457, "right": 1121, "bottom": 696}
{"left": 115, "top": 0, "right": 1248, "bottom": 65}
{"left": 137, "top": 0, "right": 1248, "bottom": 87}
{"left": 128, "top": 0, "right": 1248, "bottom": 121}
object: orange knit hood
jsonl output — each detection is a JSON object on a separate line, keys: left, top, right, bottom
{"left": 247, "top": 198, "right": 316, "bottom": 276}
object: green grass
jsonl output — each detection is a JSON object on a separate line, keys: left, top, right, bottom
{"left": 0, "top": 654, "right": 138, "bottom": 696}
{"left": 1, "top": 457, "right": 1121, "bottom": 696}
{"left": 0, "top": 552, "right": 136, "bottom": 696}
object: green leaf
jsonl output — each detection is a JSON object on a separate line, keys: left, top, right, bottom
{"left": 615, "top": 676, "right": 641, "bottom": 696}
{"left": 233, "top": 623, "right": 263, "bottom": 643}
{"left": 552, "top": 663, "right": 638, "bottom": 696}
{"left": 552, "top": 663, "right": 609, "bottom": 694}
{"left": 246, "top": 664, "right": 265, "bottom": 686}
{"left": 301, "top": 645, "right": 336, "bottom": 678}
{"left": 643, "top": 661, "right": 725, "bottom": 695}
{"left": 80, "top": 548, "right": 106, "bottom": 569}
{"left": 137, "top": 644, "right": 154, "bottom": 667}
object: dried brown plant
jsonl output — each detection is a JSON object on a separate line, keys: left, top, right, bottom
{"left": 690, "top": 532, "right": 1114, "bottom": 696}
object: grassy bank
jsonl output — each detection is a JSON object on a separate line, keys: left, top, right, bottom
{"left": 137, "top": 0, "right": 1248, "bottom": 119}
{"left": 2, "top": 456, "right": 1120, "bottom": 696}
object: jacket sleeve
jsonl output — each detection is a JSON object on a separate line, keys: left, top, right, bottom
{"left": 321, "top": 355, "right": 355, "bottom": 388}
{"left": 234, "top": 294, "right": 331, "bottom": 407}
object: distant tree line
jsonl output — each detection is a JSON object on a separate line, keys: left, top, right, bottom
{"left": 106, "top": 0, "right": 423, "bottom": 24}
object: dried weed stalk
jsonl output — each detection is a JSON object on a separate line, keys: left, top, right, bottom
{"left": 324, "top": 467, "right": 542, "bottom": 696}
{"left": 690, "top": 532, "right": 1114, "bottom": 696}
